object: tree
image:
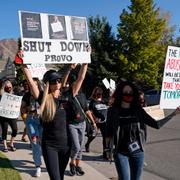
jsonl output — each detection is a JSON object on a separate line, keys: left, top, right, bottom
{"left": 87, "top": 15, "right": 118, "bottom": 94}
{"left": 117, "top": 0, "right": 168, "bottom": 89}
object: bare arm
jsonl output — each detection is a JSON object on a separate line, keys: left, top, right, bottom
{"left": 62, "top": 64, "right": 77, "bottom": 88}
{"left": 72, "top": 63, "right": 88, "bottom": 97}
{"left": 22, "top": 65, "right": 40, "bottom": 99}
{"left": 16, "top": 50, "right": 40, "bottom": 99}
{"left": 72, "top": 44, "right": 91, "bottom": 97}
{"left": 86, "top": 110, "right": 97, "bottom": 127}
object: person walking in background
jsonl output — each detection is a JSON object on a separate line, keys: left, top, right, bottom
{"left": 106, "top": 80, "right": 180, "bottom": 180}
{"left": 21, "top": 78, "right": 43, "bottom": 177}
{"left": 0, "top": 80, "right": 18, "bottom": 152}
{"left": 139, "top": 91, "right": 147, "bottom": 107}
{"left": 85, "top": 86, "right": 108, "bottom": 159}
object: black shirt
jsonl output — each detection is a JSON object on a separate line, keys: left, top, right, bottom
{"left": 38, "top": 92, "right": 71, "bottom": 149}
{"left": 117, "top": 108, "right": 140, "bottom": 153}
{"left": 89, "top": 99, "right": 108, "bottom": 123}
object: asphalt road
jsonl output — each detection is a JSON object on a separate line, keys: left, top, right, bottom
{"left": 84, "top": 113, "right": 180, "bottom": 180}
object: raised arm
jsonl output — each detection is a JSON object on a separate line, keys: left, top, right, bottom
{"left": 22, "top": 65, "right": 40, "bottom": 99}
{"left": 15, "top": 51, "right": 40, "bottom": 99}
{"left": 62, "top": 64, "right": 77, "bottom": 88}
{"left": 72, "top": 64, "right": 88, "bottom": 97}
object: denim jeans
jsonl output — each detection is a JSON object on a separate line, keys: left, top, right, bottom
{"left": 114, "top": 151, "right": 144, "bottom": 180}
{"left": 69, "top": 121, "right": 86, "bottom": 160}
{"left": 26, "top": 115, "right": 43, "bottom": 167}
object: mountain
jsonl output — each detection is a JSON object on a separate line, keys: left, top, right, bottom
{"left": 0, "top": 39, "right": 18, "bottom": 62}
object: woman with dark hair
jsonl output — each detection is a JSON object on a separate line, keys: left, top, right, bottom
{"left": 85, "top": 86, "right": 108, "bottom": 159}
{"left": 106, "top": 80, "right": 180, "bottom": 180}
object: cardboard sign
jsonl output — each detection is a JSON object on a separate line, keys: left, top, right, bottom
{"left": 27, "top": 63, "right": 47, "bottom": 80}
{"left": 19, "top": 11, "right": 91, "bottom": 64}
{"left": 160, "top": 46, "right": 180, "bottom": 109}
{"left": 0, "top": 93, "right": 23, "bottom": 119}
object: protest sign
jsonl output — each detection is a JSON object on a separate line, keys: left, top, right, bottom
{"left": 102, "top": 78, "right": 110, "bottom": 89}
{"left": 0, "top": 93, "right": 23, "bottom": 119}
{"left": 110, "top": 79, "right": 116, "bottom": 90}
{"left": 27, "top": 63, "right": 47, "bottom": 80}
{"left": 160, "top": 46, "right": 180, "bottom": 109}
{"left": 19, "top": 11, "right": 91, "bottom": 64}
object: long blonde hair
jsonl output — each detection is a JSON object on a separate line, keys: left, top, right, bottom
{"left": 0, "top": 80, "right": 13, "bottom": 95}
{"left": 40, "top": 82, "right": 56, "bottom": 123}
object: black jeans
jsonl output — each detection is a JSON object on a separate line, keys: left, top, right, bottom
{"left": 97, "top": 122, "right": 106, "bottom": 152}
{"left": 42, "top": 144, "right": 70, "bottom": 180}
{"left": 86, "top": 122, "right": 106, "bottom": 153}
{"left": 1, "top": 118, "right": 17, "bottom": 140}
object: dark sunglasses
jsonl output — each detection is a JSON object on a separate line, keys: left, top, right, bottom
{"left": 49, "top": 79, "right": 61, "bottom": 85}
{"left": 5, "top": 86, "right": 12, "bottom": 89}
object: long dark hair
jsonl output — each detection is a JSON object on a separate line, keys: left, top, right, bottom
{"left": 112, "top": 81, "right": 141, "bottom": 109}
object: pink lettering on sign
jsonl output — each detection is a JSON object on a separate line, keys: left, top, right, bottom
{"left": 163, "top": 82, "right": 173, "bottom": 89}
{"left": 166, "top": 58, "right": 180, "bottom": 71}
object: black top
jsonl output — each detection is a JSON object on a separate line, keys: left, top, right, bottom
{"left": 38, "top": 92, "right": 71, "bottom": 149}
{"left": 116, "top": 108, "right": 140, "bottom": 153}
{"left": 63, "top": 89, "right": 88, "bottom": 124}
{"left": 89, "top": 99, "right": 108, "bottom": 123}
{"left": 106, "top": 106, "right": 175, "bottom": 153}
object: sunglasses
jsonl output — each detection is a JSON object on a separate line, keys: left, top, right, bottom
{"left": 5, "top": 86, "right": 12, "bottom": 89}
{"left": 49, "top": 79, "right": 61, "bottom": 85}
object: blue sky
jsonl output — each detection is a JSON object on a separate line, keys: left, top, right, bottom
{"left": 1, "top": 0, "right": 179, "bottom": 40}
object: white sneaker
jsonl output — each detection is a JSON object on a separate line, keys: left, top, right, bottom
{"left": 35, "top": 167, "right": 41, "bottom": 177}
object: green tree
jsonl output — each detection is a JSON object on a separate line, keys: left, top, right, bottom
{"left": 117, "top": 0, "right": 167, "bottom": 89}
{"left": 87, "top": 15, "right": 118, "bottom": 94}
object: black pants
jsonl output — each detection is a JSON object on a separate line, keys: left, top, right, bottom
{"left": 42, "top": 144, "right": 70, "bottom": 180}
{"left": 86, "top": 122, "right": 106, "bottom": 152}
{"left": 1, "top": 118, "right": 17, "bottom": 140}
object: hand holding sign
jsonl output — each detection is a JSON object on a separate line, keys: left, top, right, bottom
{"left": 15, "top": 50, "right": 24, "bottom": 65}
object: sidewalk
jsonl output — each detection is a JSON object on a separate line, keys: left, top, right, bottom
{"left": 1, "top": 134, "right": 108, "bottom": 180}
{"left": 1, "top": 133, "right": 166, "bottom": 180}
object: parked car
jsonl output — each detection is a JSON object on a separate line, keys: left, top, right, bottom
{"left": 144, "top": 89, "right": 161, "bottom": 106}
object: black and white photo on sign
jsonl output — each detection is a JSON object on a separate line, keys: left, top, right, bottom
{"left": 19, "top": 11, "right": 91, "bottom": 64}
{"left": 20, "top": 12, "right": 42, "bottom": 38}
{"left": 70, "top": 17, "right": 88, "bottom": 41}
{"left": 48, "top": 15, "right": 67, "bottom": 39}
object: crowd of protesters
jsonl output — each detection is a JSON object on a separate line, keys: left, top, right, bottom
{"left": 0, "top": 48, "right": 179, "bottom": 180}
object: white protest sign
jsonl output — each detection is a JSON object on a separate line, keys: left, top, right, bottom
{"left": 19, "top": 11, "right": 90, "bottom": 64}
{"left": 110, "top": 79, "right": 116, "bottom": 90}
{"left": 0, "top": 93, "right": 23, "bottom": 119}
{"left": 27, "top": 63, "right": 47, "bottom": 80}
{"left": 102, "top": 78, "right": 110, "bottom": 89}
{"left": 160, "top": 46, "right": 180, "bottom": 109}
